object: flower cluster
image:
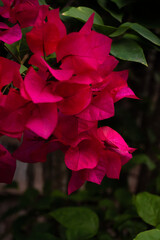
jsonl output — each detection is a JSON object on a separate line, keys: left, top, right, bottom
{"left": 0, "top": 1, "right": 138, "bottom": 193}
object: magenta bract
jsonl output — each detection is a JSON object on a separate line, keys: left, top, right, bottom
{"left": 0, "top": 9, "right": 137, "bottom": 191}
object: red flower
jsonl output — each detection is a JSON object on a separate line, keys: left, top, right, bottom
{"left": 0, "top": 89, "right": 32, "bottom": 138}
{"left": 13, "top": 130, "right": 64, "bottom": 163}
{"left": 0, "top": 0, "right": 40, "bottom": 28}
{"left": 0, "top": 57, "right": 22, "bottom": 90}
{"left": 26, "top": 7, "right": 66, "bottom": 56}
{"left": 67, "top": 127, "right": 135, "bottom": 194}
{"left": 0, "top": 23, "right": 22, "bottom": 44}
{"left": 0, "top": 144, "right": 16, "bottom": 184}
{"left": 0, "top": 11, "right": 138, "bottom": 193}
{"left": 10, "top": 0, "right": 40, "bottom": 28}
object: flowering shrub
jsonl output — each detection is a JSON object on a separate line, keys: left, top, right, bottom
{"left": 0, "top": 0, "right": 138, "bottom": 194}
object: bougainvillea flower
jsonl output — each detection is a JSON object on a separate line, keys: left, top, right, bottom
{"left": 17, "top": 67, "right": 59, "bottom": 139}
{"left": 97, "top": 55, "right": 119, "bottom": 78}
{"left": 29, "top": 54, "right": 73, "bottom": 81}
{"left": 68, "top": 150, "right": 121, "bottom": 194}
{"left": 0, "top": 57, "right": 22, "bottom": 90}
{"left": 54, "top": 112, "right": 97, "bottom": 145}
{"left": 67, "top": 126, "right": 134, "bottom": 193}
{"left": 0, "top": 89, "right": 32, "bottom": 138}
{"left": 10, "top": 0, "right": 40, "bottom": 28}
{"left": 90, "top": 70, "right": 138, "bottom": 105}
{"left": 0, "top": 88, "right": 58, "bottom": 140}
{"left": 0, "top": 10, "right": 138, "bottom": 194}
{"left": 26, "top": 7, "right": 66, "bottom": 56}
{"left": 77, "top": 90, "right": 114, "bottom": 121}
{"left": 97, "top": 126, "right": 135, "bottom": 165}
{"left": 104, "top": 70, "right": 139, "bottom": 102}
{"left": 65, "top": 137, "right": 101, "bottom": 171}
{"left": 0, "top": 0, "right": 13, "bottom": 18}
{"left": 56, "top": 14, "right": 112, "bottom": 67}
{"left": 56, "top": 83, "right": 92, "bottom": 115}
{"left": 59, "top": 54, "right": 118, "bottom": 86}
{"left": 57, "top": 33, "right": 98, "bottom": 70}
{"left": 0, "top": 144, "right": 16, "bottom": 184}
{"left": 65, "top": 126, "right": 133, "bottom": 174}
{"left": 13, "top": 130, "right": 64, "bottom": 163}
{"left": 23, "top": 67, "right": 63, "bottom": 103}
{"left": 59, "top": 52, "right": 118, "bottom": 88}
{"left": 79, "top": 12, "right": 94, "bottom": 34}
{"left": 0, "top": 0, "right": 40, "bottom": 28}
{"left": 26, "top": 102, "right": 58, "bottom": 139}
{"left": 0, "top": 23, "right": 22, "bottom": 44}
{"left": 64, "top": 129, "right": 121, "bottom": 173}
{"left": 60, "top": 56, "right": 103, "bottom": 85}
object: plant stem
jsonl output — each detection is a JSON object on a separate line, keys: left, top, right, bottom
{"left": 21, "top": 53, "right": 29, "bottom": 65}
{"left": 3, "top": 44, "right": 21, "bottom": 64}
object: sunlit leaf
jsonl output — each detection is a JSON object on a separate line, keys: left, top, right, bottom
{"left": 20, "top": 65, "right": 28, "bottom": 74}
{"left": 62, "top": 6, "right": 116, "bottom": 35}
{"left": 62, "top": 6, "right": 104, "bottom": 25}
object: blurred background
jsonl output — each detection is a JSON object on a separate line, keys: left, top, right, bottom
{"left": 0, "top": 0, "right": 160, "bottom": 239}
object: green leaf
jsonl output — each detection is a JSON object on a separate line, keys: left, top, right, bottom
{"left": 110, "top": 22, "right": 160, "bottom": 46}
{"left": 135, "top": 192, "right": 160, "bottom": 227}
{"left": 98, "top": 199, "right": 115, "bottom": 208}
{"left": 29, "top": 222, "right": 59, "bottom": 240}
{"left": 38, "top": 0, "right": 47, "bottom": 5}
{"left": 69, "top": 190, "right": 91, "bottom": 202}
{"left": 109, "top": 22, "right": 132, "bottom": 37}
{"left": 0, "top": 0, "right": 3, "bottom": 6}
{"left": 114, "top": 188, "right": 132, "bottom": 207}
{"left": 131, "top": 23, "right": 160, "bottom": 46}
{"left": 50, "top": 207, "right": 99, "bottom": 240}
{"left": 5, "top": 41, "right": 21, "bottom": 61}
{"left": 28, "top": 223, "right": 60, "bottom": 240}
{"left": 18, "top": 27, "right": 32, "bottom": 59}
{"left": 46, "top": 52, "right": 56, "bottom": 61}
{"left": 20, "top": 188, "right": 39, "bottom": 208}
{"left": 117, "top": 220, "right": 147, "bottom": 237}
{"left": 62, "top": 6, "right": 116, "bottom": 35}
{"left": 156, "top": 175, "right": 160, "bottom": 194}
{"left": 93, "top": 24, "right": 116, "bottom": 36}
{"left": 62, "top": 6, "right": 104, "bottom": 25}
{"left": 12, "top": 215, "right": 29, "bottom": 240}
{"left": 156, "top": 224, "right": 160, "bottom": 230}
{"left": 50, "top": 190, "right": 66, "bottom": 199}
{"left": 133, "top": 229, "right": 160, "bottom": 240}
{"left": 98, "top": 233, "right": 113, "bottom": 240}
{"left": 105, "top": 207, "right": 117, "bottom": 221}
{"left": 4, "top": 180, "right": 18, "bottom": 189}
{"left": 110, "top": 0, "right": 134, "bottom": 8}
{"left": 20, "top": 65, "right": 28, "bottom": 74}
{"left": 97, "top": 0, "right": 123, "bottom": 22}
{"left": 110, "top": 38, "right": 148, "bottom": 66}
{"left": 30, "top": 233, "right": 59, "bottom": 240}
{"left": 132, "top": 154, "right": 156, "bottom": 170}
